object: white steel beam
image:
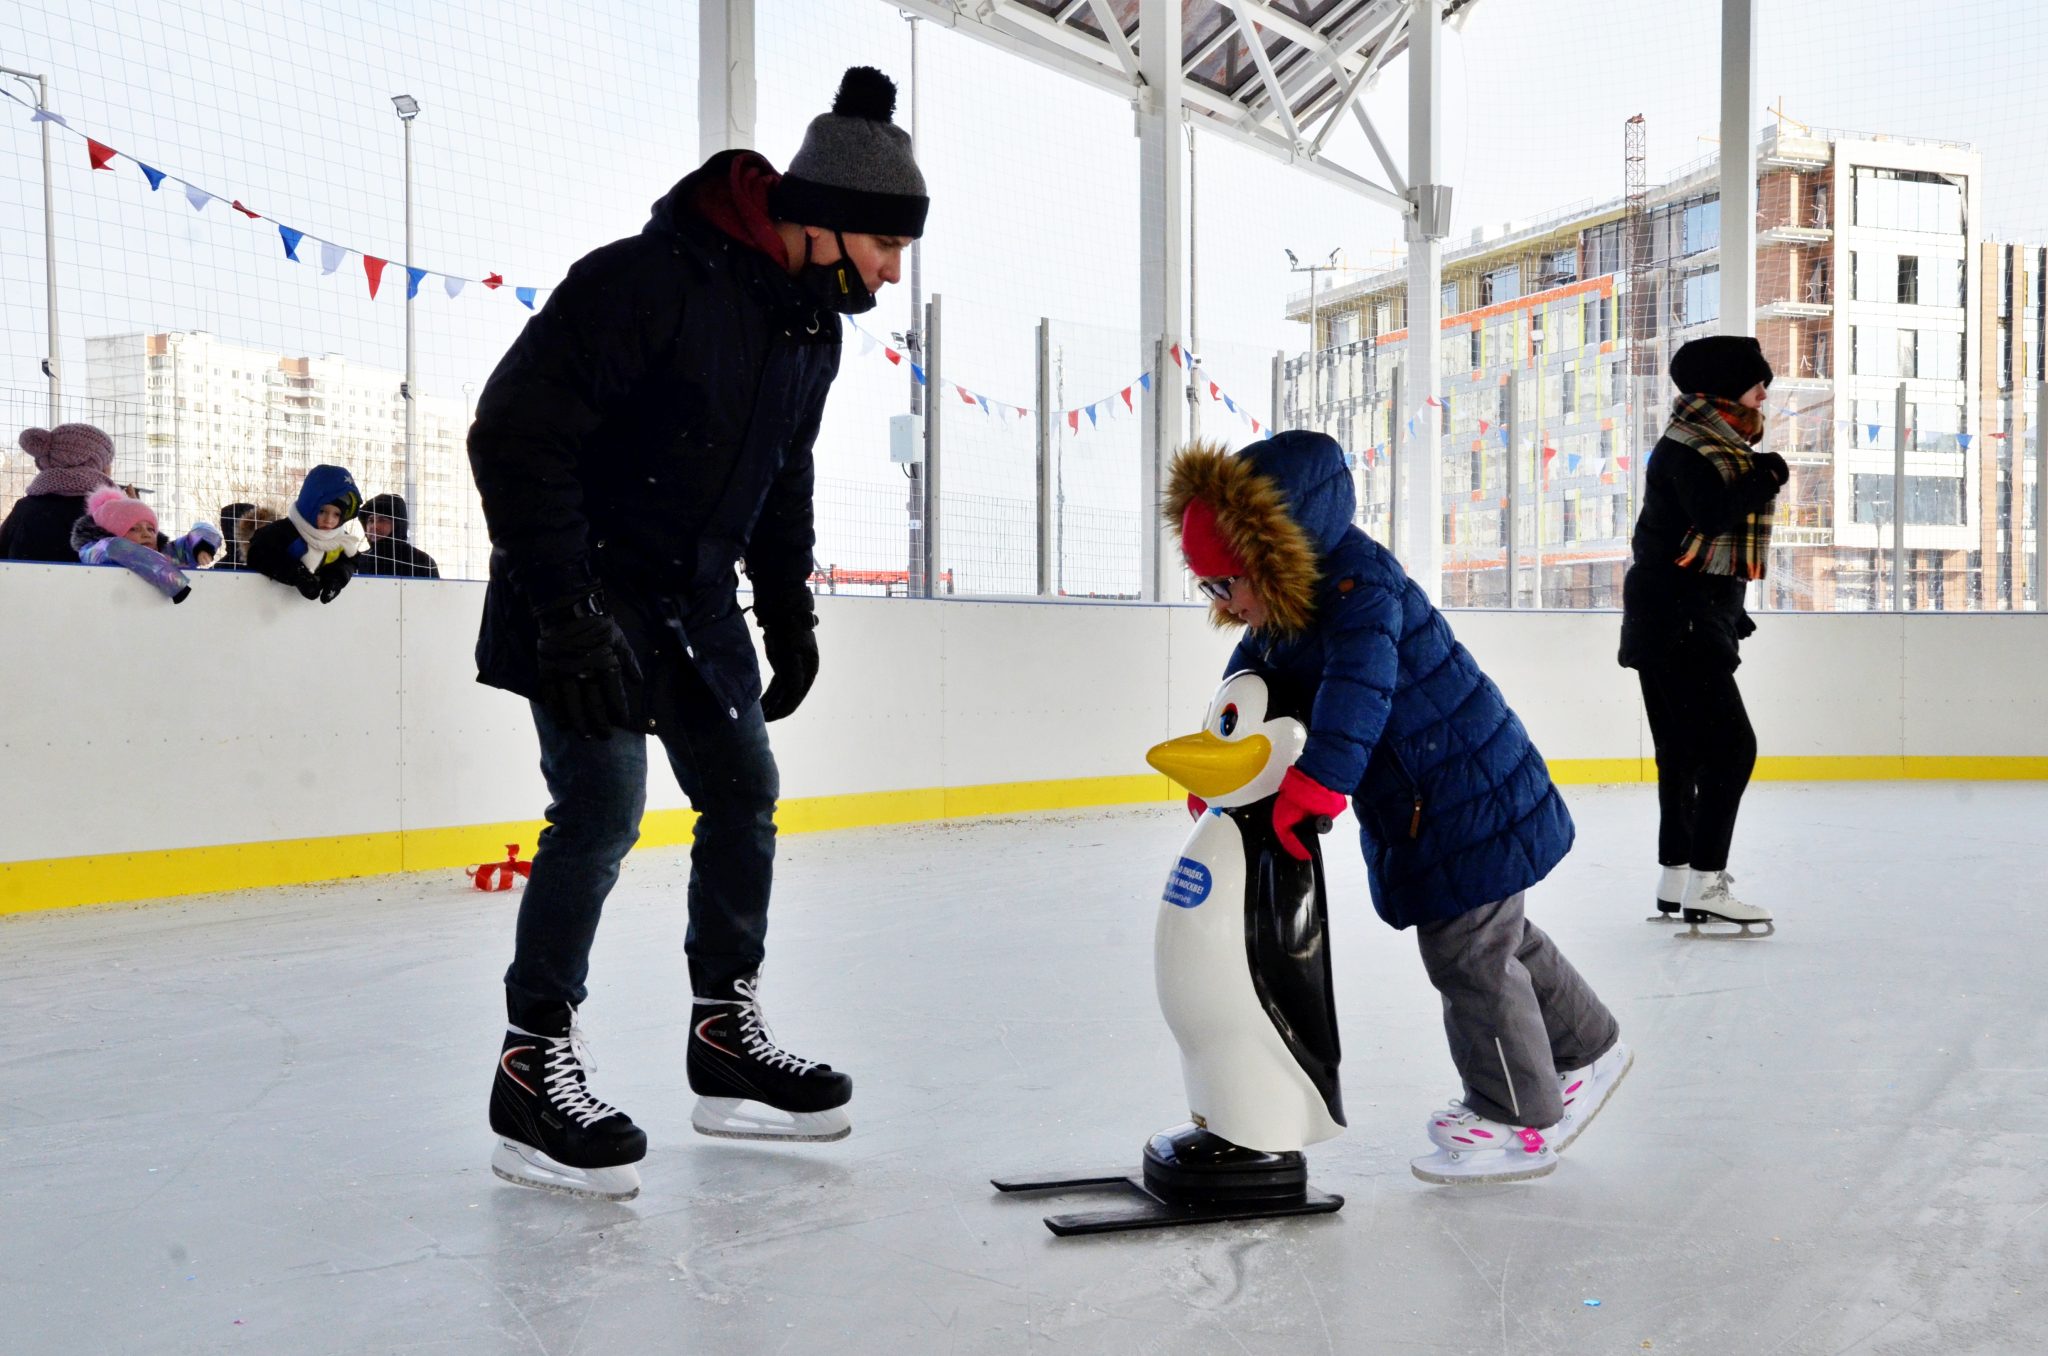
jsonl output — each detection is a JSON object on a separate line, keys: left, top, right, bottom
{"left": 1720, "top": 0, "right": 1757, "bottom": 333}
{"left": 1084, "top": 0, "right": 1142, "bottom": 82}
{"left": 1401, "top": 0, "right": 1444, "bottom": 599}
{"left": 698, "top": 0, "right": 756, "bottom": 160}
{"left": 1222, "top": 2, "right": 1304, "bottom": 148}
{"left": 1139, "top": 0, "right": 1187, "bottom": 602}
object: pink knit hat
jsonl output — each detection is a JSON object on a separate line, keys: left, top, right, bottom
{"left": 87, "top": 486, "right": 157, "bottom": 540}
{"left": 19, "top": 423, "right": 116, "bottom": 497}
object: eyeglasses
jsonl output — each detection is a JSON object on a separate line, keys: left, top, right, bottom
{"left": 1195, "top": 576, "right": 1239, "bottom": 603}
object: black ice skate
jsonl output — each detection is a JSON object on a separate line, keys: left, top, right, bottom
{"left": 490, "top": 1002, "right": 647, "bottom": 1200}
{"left": 687, "top": 974, "right": 852, "bottom": 1142}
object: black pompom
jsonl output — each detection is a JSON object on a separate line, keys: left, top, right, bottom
{"left": 832, "top": 66, "right": 897, "bottom": 121}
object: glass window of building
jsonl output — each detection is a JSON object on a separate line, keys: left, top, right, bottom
{"left": 1682, "top": 199, "right": 1720, "bottom": 256}
{"left": 1897, "top": 329, "right": 1919, "bottom": 378}
{"left": 1441, "top": 281, "right": 1460, "bottom": 315}
{"left": 1481, "top": 265, "right": 1520, "bottom": 306}
{"left": 1897, "top": 255, "right": 1920, "bottom": 306}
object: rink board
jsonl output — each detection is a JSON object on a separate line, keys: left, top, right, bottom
{"left": 2, "top": 562, "right": 2045, "bottom": 910}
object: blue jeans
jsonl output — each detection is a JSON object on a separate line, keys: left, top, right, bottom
{"left": 503, "top": 689, "right": 780, "bottom": 1021}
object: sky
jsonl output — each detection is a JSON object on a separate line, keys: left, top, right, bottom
{"left": 3, "top": 0, "right": 2044, "bottom": 581}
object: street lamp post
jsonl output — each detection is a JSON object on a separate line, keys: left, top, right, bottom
{"left": 1286, "top": 247, "right": 1340, "bottom": 432}
{"left": 4, "top": 66, "right": 59, "bottom": 423}
{"left": 392, "top": 95, "right": 421, "bottom": 516}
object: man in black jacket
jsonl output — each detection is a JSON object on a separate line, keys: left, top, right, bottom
{"left": 356, "top": 493, "right": 440, "bottom": 578}
{"left": 469, "top": 66, "right": 925, "bottom": 1201}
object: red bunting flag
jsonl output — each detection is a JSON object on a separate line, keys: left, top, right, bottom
{"left": 884, "top": 347, "right": 902, "bottom": 365}
{"left": 1426, "top": 396, "right": 1443, "bottom": 408}
{"left": 1120, "top": 386, "right": 1133, "bottom": 410}
{"left": 1170, "top": 343, "right": 1184, "bottom": 368}
{"left": 1016, "top": 406, "right": 1029, "bottom": 419}
{"left": 483, "top": 273, "right": 503, "bottom": 290}
{"left": 1208, "top": 381, "right": 1220, "bottom": 401}
{"left": 1363, "top": 446, "right": 1378, "bottom": 467}
{"left": 1615, "top": 455, "right": 1631, "bottom": 470}
{"left": 230, "top": 199, "right": 260, "bottom": 219}
{"left": 363, "top": 255, "right": 387, "bottom": 298}
{"left": 1067, "top": 410, "right": 1079, "bottom": 433}
{"left": 957, "top": 385, "right": 976, "bottom": 405}
{"left": 87, "top": 139, "right": 117, "bottom": 171}
{"left": 1478, "top": 419, "right": 1491, "bottom": 434}
{"left": 1542, "top": 443, "right": 1557, "bottom": 462}
{"left": 1251, "top": 419, "right": 1262, "bottom": 434}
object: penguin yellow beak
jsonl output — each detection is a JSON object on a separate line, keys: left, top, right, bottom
{"left": 1146, "top": 730, "right": 1273, "bottom": 798}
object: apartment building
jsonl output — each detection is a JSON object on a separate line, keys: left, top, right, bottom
{"left": 1284, "top": 124, "right": 1984, "bottom": 611}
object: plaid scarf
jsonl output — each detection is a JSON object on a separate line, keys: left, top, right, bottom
{"left": 1666, "top": 394, "right": 1772, "bottom": 579}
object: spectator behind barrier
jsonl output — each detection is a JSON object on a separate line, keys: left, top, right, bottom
{"left": 217, "top": 502, "right": 256, "bottom": 570}
{"left": 0, "top": 424, "right": 118, "bottom": 563}
{"left": 245, "top": 465, "right": 365, "bottom": 603}
{"left": 357, "top": 493, "right": 440, "bottom": 578}
{"left": 69, "top": 486, "right": 219, "bottom": 604}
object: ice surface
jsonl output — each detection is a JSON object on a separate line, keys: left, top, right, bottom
{"left": 3, "top": 782, "right": 2044, "bottom": 1354}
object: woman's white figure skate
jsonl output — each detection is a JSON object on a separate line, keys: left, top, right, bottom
{"left": 993, "top": 672, "right": 1347, "bottom": 1236}
{"left": 1678, "top": 869, "right": 1774, "bottom": 938}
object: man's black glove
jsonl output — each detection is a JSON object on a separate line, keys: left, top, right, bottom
{"left": 535, "top": 591, "right": 642, "bottom": 738}
{"left": 757, "top": 612, "right": 819, "bottom": 723}
{"left": 317, "top": 554, "right": 355, "bottom": 604}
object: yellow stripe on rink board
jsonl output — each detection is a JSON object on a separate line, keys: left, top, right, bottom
{"left": 0, "top": 774, "right": 1177, "bottom": 916}
{"left": 3, "top": 761, "right": 2041, "bottom": 916}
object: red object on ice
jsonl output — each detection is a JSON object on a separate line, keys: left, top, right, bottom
{"left": 467, "top": 844, "right": 532, "bottom": 891}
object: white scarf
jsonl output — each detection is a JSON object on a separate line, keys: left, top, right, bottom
{"left": 286, "top": 505, "right": 367, "bottom": 568}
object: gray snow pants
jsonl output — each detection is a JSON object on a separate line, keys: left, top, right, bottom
{"left": 1415, "top": 893, "right": 1619, "bottom": 1129}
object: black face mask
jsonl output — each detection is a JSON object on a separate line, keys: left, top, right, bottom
{"left": 796, "top": 230, "right": 877, "bottom": 316}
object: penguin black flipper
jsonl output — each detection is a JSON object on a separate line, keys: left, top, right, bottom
{"left": 1237, "top": 804, "right": 1345, "bottom": 1127}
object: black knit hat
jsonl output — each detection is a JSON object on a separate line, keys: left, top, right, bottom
{"left": 1670, "top": 336, "right": 1773, "bottom": 401}
{"left": 770, "top": 67, "right": 928, "bottom": 239}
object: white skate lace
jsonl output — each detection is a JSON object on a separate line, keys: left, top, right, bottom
{"left": 728, "top": 976, "right": 821, "bottom": 1076}
{"left": 541, "top": 1017, "right": 622, "bottom": 1128}
{"left": 1701, "top": 872, "right": 1735, "bottom": 903}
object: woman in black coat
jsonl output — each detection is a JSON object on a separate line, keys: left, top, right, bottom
{"left": 0, "top": 424, "right": 118, "bottom": 562}
{"left": 1619, "top": 337, "right": 1789, "bottom": 934}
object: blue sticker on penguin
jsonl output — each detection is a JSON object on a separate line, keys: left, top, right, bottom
{"left": 1164, "top": 857, "right": 1213, "bottom": 909}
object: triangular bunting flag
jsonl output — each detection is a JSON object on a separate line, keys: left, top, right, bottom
{"left": 1426, "top": 396, "right": 1443, "bottom": 408}
{"left": 1542, "top": 444, "right": 1557, "bottom": 462}
{"left": 956, "top": 385, "right": 974, "bottom": 405}
{"left": 1958, "top": 433, "right": 1973, "bottom": 452}
{"left": 1868, "top": 423, "right": 1881, "bottom": 442}
{"left": 1170, "top": 343, "right": 1184, "bottom": 368}
{"left": 406, "top": 266, "right": 427, "bottom": 299}
{"left": 976, "top": 395, "right": 990, "bottom": 414}
{"left": 1138, "top": 372, "right": 1152, "bottom": 391}
{"left": 183, "top": 182, "right": 213, "bottom": 212}
{"left": 230, "top": 199, "right": 260, "bottom": 219}
{"left": 483, "top": 273, "right": 503, "bottom": 290}
{"left": 29, "top": 110, "right": 68, "bottom": 127}
{"left": 1567, "top": 453, "right": 1582, "bottom": 473}
{"left": 1498, "top": 429, "right": 1509, "bottom": 447}
{"left": 1085, "top": 404, "right": 1099, "bottom": 428}
{"left": 857, "top": 331, "right": 876, "bottom": 356}
{"left": 277, "top": 224, "right": 304, "bottom": 261}
{"left": 1251, "top": 419, "right": 1261, "bottom": 435}
{"left": 364, "top": 255, "right": 387, "bottom": 298}
{"left": 910, "top": 364, "right": 926, "bottom": 386}
{"left": 516, "top": 287, "right": 537, "bottom": 309}
{"left": 1363, "top": 446, "right": 1378, "bottom": 467}
{"left": 1478, "top": 419, "right": 1491, "bottom": 434}
{"left": 1016, "top": 406, "right": 1029, "bottom": 419}
{"left": 1208, "top": 381, "right": 1220, "bottom": 401}
{"left": 1616, "top": 455, "right": 1631, "bottom": 470}
{"left": 1120, "top": 386, "right": 1133, "bottom": 410}
{"left": 1067, "top": 410, "right": 1080, "bottom": 433}
{"left": 319, "top": 240, "right": 346, "bottom": 275}
{"left": 1991, "top": 431, "right": 2008, "bottom": 440}
{"left": 86, "top": 139, "right": 116, "bottom": 171}
{"left": 138, "top": 162, "right": 165, "bottom": 190}
{"left": 1224, "top": 395, "right": 1237, "bottom": 414}
{"left": 884, "top": 347, "right": 902, "bottom": 365}
{"left": 1407, "top": 417, "right": 1417, "bottom": 437}
{"left": 444, "top": 275, "right": 465, "bottom": 299}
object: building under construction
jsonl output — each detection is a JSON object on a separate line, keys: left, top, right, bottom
{"left": 1285, "top": 120, "right": 2005, "bottom": 610}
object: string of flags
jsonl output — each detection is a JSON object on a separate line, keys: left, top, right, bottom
{"left": 5, "top": 88, "right": 550, "bottom": 308}
{"left": 841, "top": 323, "right": 1275, "bottom": 440}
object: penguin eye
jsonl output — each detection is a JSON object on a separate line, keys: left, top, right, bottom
{"left": 1218, "top": 704, "right": 1239, "bottom": 737}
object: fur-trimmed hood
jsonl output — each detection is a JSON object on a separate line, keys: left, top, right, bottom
{"left": 1162, "top": 430, "right": 1354, "bottom": 635}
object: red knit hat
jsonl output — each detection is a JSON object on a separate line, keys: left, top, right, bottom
{"left": 87, "top": 486, "right": 157, "bottom": 540}
{"left": 1179, "top": 497, "right": 1246, "bottom": 578}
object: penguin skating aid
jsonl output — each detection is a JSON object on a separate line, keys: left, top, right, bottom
{"left": 993, "top": 673, "right": 1347, "bottom": 1236}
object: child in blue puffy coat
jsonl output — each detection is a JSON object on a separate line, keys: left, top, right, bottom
{"left": 1165, "top": 430, "right": 1631, "bottom": 1185}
